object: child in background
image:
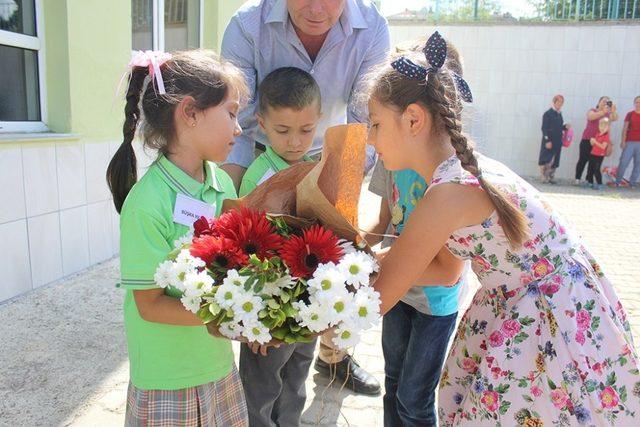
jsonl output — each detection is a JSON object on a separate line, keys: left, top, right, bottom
{"left": 238, "top": 67, "right": 320, "bottom": 427}
{"left": 587, "top": 117, "right": 611, "bottom": 190}
{"left": 106, "top": 50, "right": 249, "bottom": 426}
{"left": 366, "top": 163, "right": 465, "bottom": 426}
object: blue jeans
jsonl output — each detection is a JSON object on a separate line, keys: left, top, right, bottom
{"left": 616, "top": 141, "right": 640, "bottom": 185}
{"left": 382, "top": 301, "right": 458, "bottom": 427}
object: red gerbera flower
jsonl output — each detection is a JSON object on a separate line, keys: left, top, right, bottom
{"left": 193, "top": 216, "right": 215, "bottom": 238}
{"left": 213, "top": 208, "right": 284, "bottom": 260}
{"left": 280, "top": 225, "right": 343, "bottom": 278}
{"left": 189, "top": 235, "right": 247, "bottom": 269}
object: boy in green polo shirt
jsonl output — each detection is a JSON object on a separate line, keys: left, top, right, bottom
{"left": 239, "top": 67, "right": 321, "bottom": 426}
{"left": 238, "top": 67, "right": 319, "bottom": 197}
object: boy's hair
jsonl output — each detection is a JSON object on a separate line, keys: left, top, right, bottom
{"left": 258, "top": 67, "right": 321, "bottom": 114}
{"left": 367, "top": 39, "right": 529, "bottom": 249}
{"left": 106, "top": 50, "right": 248, "bottom": 213}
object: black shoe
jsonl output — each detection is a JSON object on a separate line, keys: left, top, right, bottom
{"left": 314, "top": 355, "right": 381, "bottom": 396}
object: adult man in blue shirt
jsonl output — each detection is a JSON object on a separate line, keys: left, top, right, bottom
{"left": 221, "top": 0, "right": 389, "bottom": 399}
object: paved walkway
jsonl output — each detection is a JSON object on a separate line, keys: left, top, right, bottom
{"left": 1, "top": 183, "right": 639, "bottom": 427}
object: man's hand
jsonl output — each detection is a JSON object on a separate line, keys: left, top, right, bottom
{"left": 545, "top": 142, "right": 553, "bottom": 150}
{"left": 220, "top": 164, "right": 248, "bottom": 193}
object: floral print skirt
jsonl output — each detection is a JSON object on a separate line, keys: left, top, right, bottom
{"left": 438, "top": 251, "right": 640, "bottom": 427}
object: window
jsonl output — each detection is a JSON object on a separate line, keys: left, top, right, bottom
{"left": 132, "top": 0, "right": 202, "bottom": 52}
{"left": 0, "top": 0, "right": 47, "bottom": 132}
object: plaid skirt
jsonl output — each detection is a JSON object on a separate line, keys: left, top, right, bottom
{"left": 125, "top": 366, "right": 248, "bottom": 427}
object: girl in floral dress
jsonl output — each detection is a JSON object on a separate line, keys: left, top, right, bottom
{"left": 367, "top": 32, "right": 640, "bottom": 426}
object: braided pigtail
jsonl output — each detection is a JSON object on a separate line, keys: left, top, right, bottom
{"left": 427, "top": 73, "right": 529, "bottom": 249}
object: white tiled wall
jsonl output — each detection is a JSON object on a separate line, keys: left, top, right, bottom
{"left": 0, "top": 140, "right": 120, "bottom": 302}
{"left": 389, "top": 24, "right": 640, "bottom": 180}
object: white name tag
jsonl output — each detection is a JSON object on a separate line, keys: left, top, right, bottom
{"left": 257, "top": 168, "right": 276, "bottom": 186}
{"left": 173, "top": 193, "right": 216, "bottom": 227}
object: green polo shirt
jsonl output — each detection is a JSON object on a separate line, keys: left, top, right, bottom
{"left": 119, "top": 155, "right": 236, "bottom": 390}
{"left": 239, "top": 146, "right": 312, "bottom": 197}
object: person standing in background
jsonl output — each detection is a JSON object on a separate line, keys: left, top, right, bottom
{"left": 614, "top": 96, "right": 640, "bottom": 188}
{"left": 538, "top": 95, "right": 565, "bottom": 184}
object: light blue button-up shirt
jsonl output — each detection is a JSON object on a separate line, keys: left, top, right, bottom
{"left": 221, "top": 0, "right": 390, "bottom": 168}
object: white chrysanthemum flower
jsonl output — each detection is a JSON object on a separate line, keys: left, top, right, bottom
{"left": 331, "top": 322, "right": 362, "bottom": 349}
{"left": 169, "top": 249, "right": 205, "bottom": 290}
{"left": 218, "top": 321, "right": 243, "bottom": 339}
{"left": 176, "top": 248, "right": 205, "bottom": 269}
{"left": 232, "top": 293, "right": 265, "bottom": 324}
{"left": 214, "top": 282, "right": 241, "bottom": 310}
{"left": 339, "top": 252, "right": 376, "bottom": 287}
{"left": 313, "top": 288, "right": 355, "bottom": 325}
{"left": 183, "top": 270, "right": 214, "bottom": 297}
{"left": 173, "top": 232, "right": 193, "bottom": 249}
{"left": 180, "top": 294, "right": 202, "bottom": 313}
{"left": 154, "top": 260, "right": 175, "bottom": 288}
{"left": 349, "top": 287, "right": 382, "bottom": 328}
{"left": 223, "top": 269, "right": 248, "bottom": 288}
{"left": 308, "top": 264, "right": 347, "bottom": 295}
{"left": 338, "top": 239, "right": 357, "bottom": 255}
{"left": 294, "top": 301, "right": 331, "bottom": 332}
{"left": 242, "top": 321, "right": 272, "bottom": 344}
{"left": 261, "top": 274, "right": 295, "bottom": 297}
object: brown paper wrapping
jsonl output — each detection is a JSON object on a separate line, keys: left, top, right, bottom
{"left": 222, "top": 123, "right": 369, "bottom": 245}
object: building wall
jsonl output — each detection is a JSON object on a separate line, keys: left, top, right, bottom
{"left": 0, "top": 0, "right": 243, "bottom": 303}
{"left": 388, "top": 23, "right": 640, "bottom": 180}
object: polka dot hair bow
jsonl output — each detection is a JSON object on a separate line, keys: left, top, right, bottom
{"left": 391, "top": 31, "right": 473, "bottom": 103}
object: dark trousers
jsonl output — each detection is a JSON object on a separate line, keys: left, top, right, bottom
{"left": 587, "top": 154, "right": 605, "bottom": 185}
{"left": 382, "top": 301, "right": 458, "bottom": 427}
{"left": 239, "top": 339, "right": 316, "bottom": 427}
{"left": 575, "top": 139, "right": 592, "bottom": 180}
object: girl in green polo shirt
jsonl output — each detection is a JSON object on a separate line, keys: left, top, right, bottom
{"left": 106, "top": 50, "right": 249, "bottom": 426}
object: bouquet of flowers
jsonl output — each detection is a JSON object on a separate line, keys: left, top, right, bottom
{"left": 155, "top": 123, "right": 380, "bottom": 348}
{"left": 154, "top": 208, "right": 380, "bottom": 348}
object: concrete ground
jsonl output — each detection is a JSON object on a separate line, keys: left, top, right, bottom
{"left": 1, "top": 182, "right": 639, "bottom": 427}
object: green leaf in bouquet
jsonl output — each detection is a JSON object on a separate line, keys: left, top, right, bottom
{"left": 259, "top": 309, "right": 269, "bottom": 318}
{"left": 282, "top": 302, "right": 298, "bottom": 318}
{"left": 197, "top": 305, "right": 215, "bottom": 323}
{"left": 208, "top": 301, "right": 222, "bottom": 316}
{"left": 254, "top": 276, "right": 266, "bottom": 293}
{"left": 262, "top": 316, "right": 279, "bottom": 329}
{"left": 249, "top": 255, "right": 262, "bottom": 267}
{"left": 244, "top": 276, "right": 257, "bottom": 291}
{"left": 280, "top": 291, "right": 291, "bottom": 303}
{"left": 271, "top": 327, "right": 288, "bottom": 340}
{"left": 284, "top": 334, "right": 298, "bottom": 344}
{"left": 267, "top": 299, "right": 280, "bottom": 310}
{"left": 290, "top": 323, "right": 301, "bottom": 332}
{"left": 277, "top": 310, "right": 287, "bottom": 326}
{"left": 293, "top": 281, "right": 306, "bottom": 298}
{"left": 167, "top": 247, "right": 183, "bottom": 261}
{"left": 270, "top": 256, "right": 282, "bottom": 268}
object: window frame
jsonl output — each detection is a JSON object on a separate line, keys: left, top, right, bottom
{"left": 140, "top": 0, "right": 203, "bottom": 52}
{"left": 0, "top": 0, "right": 48, "bottom": 133}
